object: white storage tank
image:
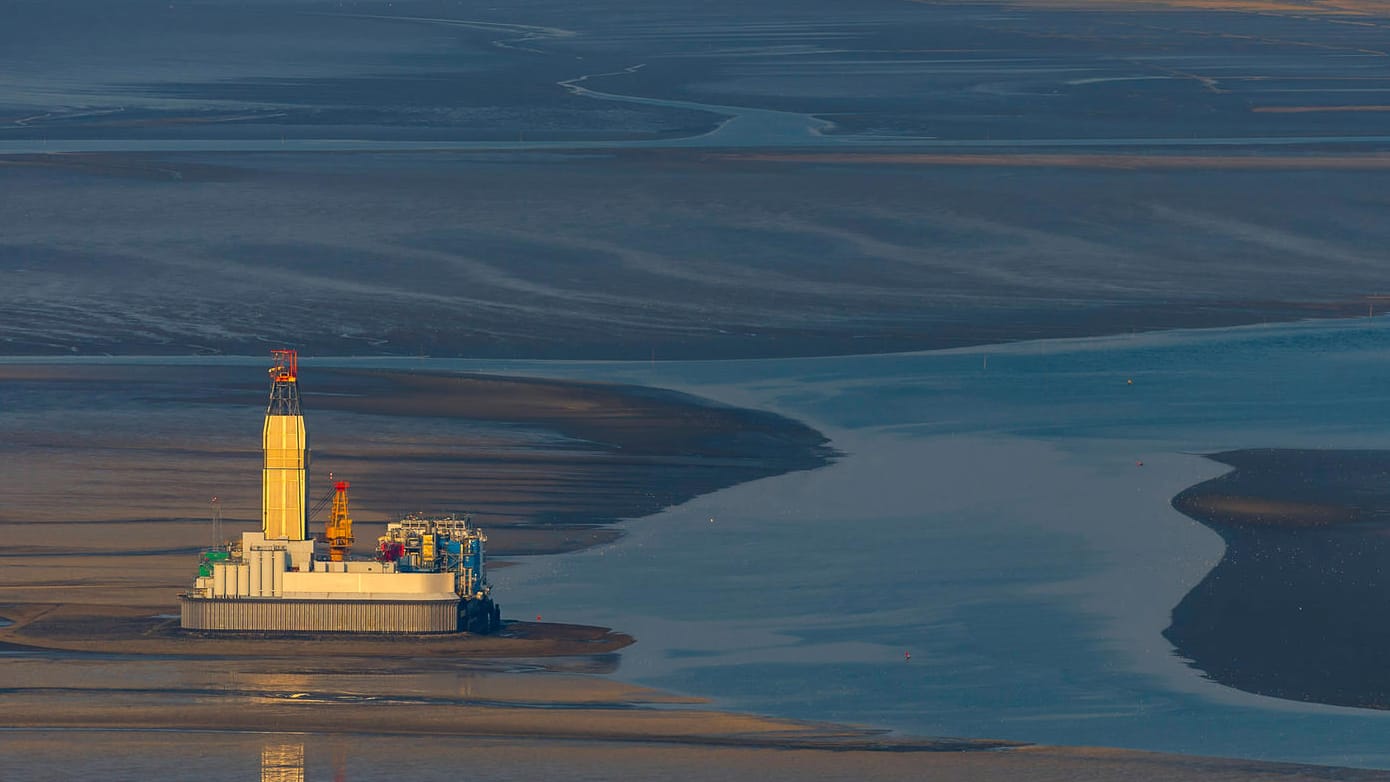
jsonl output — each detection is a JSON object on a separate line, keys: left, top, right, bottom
{"left": 213, "top": 563, "right": 229, "bottom": 596}
{"left": 271, "top": 549, "right": 286, "bottom": 597}
{"left": 260, "top": 549, "right": 273, "bottom": 596}
{"left": 248, "top": 549, "right": 264, "bottom": 597}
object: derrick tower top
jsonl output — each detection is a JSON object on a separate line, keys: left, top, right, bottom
{"left": 267, "top": 349, "right": 301, "bottom": 415}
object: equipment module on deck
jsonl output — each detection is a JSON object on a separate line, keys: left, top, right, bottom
{"left": 179, "top": 351, "right": 500, "bottom": 634}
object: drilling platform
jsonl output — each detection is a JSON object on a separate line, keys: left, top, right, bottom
{"left": 179, "top": 351, "right": 501, "bottom": 634}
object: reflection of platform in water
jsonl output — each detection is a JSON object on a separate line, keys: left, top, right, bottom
{"left": 261, "top": 743, "right": 304, "bottom": 782}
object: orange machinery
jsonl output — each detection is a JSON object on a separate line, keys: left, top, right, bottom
{"left": 326, "top": 481, "right": 355, "bottom": 562}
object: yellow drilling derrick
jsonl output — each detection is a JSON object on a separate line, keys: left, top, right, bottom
{"left": 326, "top": 480, "right": 355, "bottom": 562}
{"left": 263, "top": 349, "right": 309, "bottom": 541}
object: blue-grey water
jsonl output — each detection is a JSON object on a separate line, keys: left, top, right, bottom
{"left": 13, "top": 318, "right": 1390, "bottom": 769}
{"left": 432, "top": 317, "right": 1390, "bottom": 768}
{"left": 6, "top": 0, "right": 1390, "bottom": 363}
{"left": 10, "top": 319, "right": 1390, "bottom": 772}
{"left": 9, "top": 0, "right": 1390, "bottom": 774}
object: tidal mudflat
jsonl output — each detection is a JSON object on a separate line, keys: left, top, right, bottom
{"left": 1169, "top": 449, "right": 1390, "bottom": 709}
{"left": 6, "top": 732, "right": 1380, "bottom": 782}
{"left": 4, "top": 0, "right": 1390, "bottom": 358}
{"left": 0, "top": 362, "right": 832, "bottom": 612}
{"left": 8, "top": 0, "right": 1390, "bottom": 777}
{"left": 10, "top": 327, "right": 1390, "bottom": 777}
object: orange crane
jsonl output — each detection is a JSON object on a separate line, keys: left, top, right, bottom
{"left": 326, "top": 481, "right": 355, "bottom": 562}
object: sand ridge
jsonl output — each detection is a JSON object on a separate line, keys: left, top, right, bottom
{"left": 1168, "top": 449, "right": 1390, "bottom": 707}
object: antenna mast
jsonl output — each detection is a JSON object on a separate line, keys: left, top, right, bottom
{"left": 211, "top": 496, "right": 222, "bottom": 549}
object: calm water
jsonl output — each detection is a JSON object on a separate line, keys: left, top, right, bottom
{"left": 9, "top": 1, "right": 1390, "bottom": 776}
{"left": 450, "top": 317, "right": 1390, "bottom": 768}
{"left": 9, "top": 320, "right": 1390, "bottom": 774}
{"left": 6, "top": 0, "right": 1390, "bottom": 363}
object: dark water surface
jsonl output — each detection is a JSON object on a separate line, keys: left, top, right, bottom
{"left": 3, "top": 0, "right": 1390, "bottom": 358}
{"left": 8, "top": 321, "right": 1390, "bottom": 771}
{"left": 8, "top": 0, "right": 1390, "bottom": 773}
{"left": 7, "top": 0, "right": 1389, "bottom": 145}
{"left": 476, "top": 318, "right": 1390, "bottom": 768}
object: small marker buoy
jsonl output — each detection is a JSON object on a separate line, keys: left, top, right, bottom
{"left": 1136, "top": 461, "right": 1144, "bottom": 467}
{"left": 536, "top": 615, "right": 542, "bottom": 621}
{"left": 904, "top": 651, "right": 911, "bottom": 662}
{"left": 1127, "top": 379, "right": 1133, "bottom": 385}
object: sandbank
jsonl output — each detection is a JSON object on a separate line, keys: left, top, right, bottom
{"left": 1169, "top": 449, "right": 1390, "bottom": 707}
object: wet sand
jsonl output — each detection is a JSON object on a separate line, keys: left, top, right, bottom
{"left": 0, "top": 363, "right": 834, "bottom": 546}
{"left": 0, "top": 362, "right": 831, "bottom": 686}
{"left": 7, "top": 0, "right": 1390, "bottom": 774}
{"left": 716, "top": 151, "right": 1390, "bottom": 170}
{"left": 9, "top": 733, "right": 1390, "bottom": 782}
{"left": 5, "top": 149, "right": 1390, "bottom": 361}
{"left": 1169, "top": 449, "right": 1390, "bottom": 708}
{"left": 7, "top": 0, "right": 1390, "bottom": 362}
{"left": 0, "top": 604, "right": 633, "bottom": 660}
{"left": 1, "top": 603, "right": 1383, "bottom": 780}
{"left": 1, "top": 698, "right": 1384, "bottom": 781}
{"left": 1, "top": 365, "right": 1388, "bottom": 778}
{"left": 0, "top": 692, "right": 1003, "bottom": 753}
